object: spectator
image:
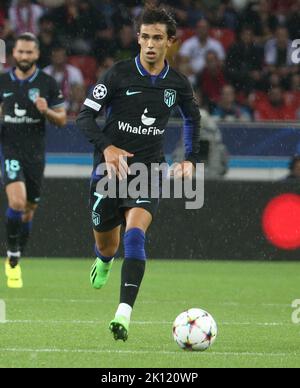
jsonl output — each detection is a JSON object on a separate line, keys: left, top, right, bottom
{"left": 68, "top": 84, "right": 87, "bottom": 118}
{"left": 286, "top": 155, "right": 300, "bottom": 179}
{"left": 37, "top": 15, "right": 60, "bottom": 68}
{"left": 265, "top": 26, "right": 293, "bottom": 68}
{"left": 96, "top": 56, "right": 115, "bottom": 80}
{"left": 0, "top": 2, "right": 13, "bottom": 42}
{"left": 264, "top": 26, "right": 297, "bottom": 89}
{"left": 225, "top": 25, "right": 264, "bottom": 94}
{"left": 9, "top": 0, "right": 44, "bottom": 36}
{"left": 91, "top": 0, "right": 131, "bottom": 31}
{"left": 271, "top": 0, "right": 297, "bottom": 20}
{"left": 287, "top": 0, "right": 300, "bottom": 40}
{"left": 196, "top": 50, "right": 226, "bottom": 109}
{"left": 49, "top": 0, "right": 100, "bottom": 54}
{"left": 43, "top": 46, "right": 85, "bottom": 112}
{"left": 210, "top": 0, "right": 239, "bottom": 31}
{"left": 114, "top": 24, "right": 139, "bottom": 62}
{"left": 178, "top": 18, "right": 225, "bottom": 83}
{"left": 171, "top": 0, "right": 205, "bottom": 28}
{"left": 38, "top": 0, "right": 65, "bottom": 7}
{"left": 93, "top": 21, "right": 118, "bottom": 61}
{"left": 238, "top": 0, "right": 279, "bottom": 44}
{"left": 0, "top": 5, "right": 6, "bottom": 29}
{"left": 283, "top": 74, "right": 300, "bottom": 118}
{"left": 195, "top": 90, "right": 229, "bottom": 179}
{"left": 254, "top": 86, "right": 297, "bottom": 120}
{"left": 212, "top": 84, "right": 252, "bottom": 121}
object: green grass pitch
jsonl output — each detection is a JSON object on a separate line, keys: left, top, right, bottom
{"left": 0, "top": 259, "right": 300, "bottom": 368}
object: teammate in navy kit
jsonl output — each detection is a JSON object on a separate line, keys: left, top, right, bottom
{"left": 0, "top": 33, "right": 66, "bottom": 288}
{"left": 77, "top": 8, "right": 201, "bottom": 341}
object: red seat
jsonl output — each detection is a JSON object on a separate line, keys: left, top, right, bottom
{"left": 68, "top": 55, "right": 97, "bottom": 87}
{"left": 209, "top": 28, "right": 236, "bottom": 51}
{"left": 177, "top": 27, "right": 196, "bottom": 43}
{"left": 0, "top": 10, "right": 5, "bottom": 28}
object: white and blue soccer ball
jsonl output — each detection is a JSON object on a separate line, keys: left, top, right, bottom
{"left": 172, "top": 308, "right": 217, "bottom": 351}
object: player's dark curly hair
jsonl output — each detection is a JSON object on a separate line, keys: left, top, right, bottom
{"left": 136, "top": 7, "right": 177, "bottom": 38}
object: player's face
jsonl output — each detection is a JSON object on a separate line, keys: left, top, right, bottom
{"left": 138, "top": 24, "right": 173, "bottom": 65}
{"left": 13, "top": 40, "right": 39, "bottom": 73}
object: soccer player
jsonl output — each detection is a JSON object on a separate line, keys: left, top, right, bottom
{"left": 0, "top": 33, "right": 67, "bottom": 288}
{"left": 77, "top": 8, "right": 201, "bottom": 341}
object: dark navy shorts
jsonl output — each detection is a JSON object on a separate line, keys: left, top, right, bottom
{"left": 89, "top": 167, "right": 164, "bottom": 233}
{"left": 1, "top": 150, "right": 45, "bottom": 204}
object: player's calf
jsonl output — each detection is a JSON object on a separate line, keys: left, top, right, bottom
{"left": 90, "top": 245, "right": 116, "bottom": 289}
{"left": 5, "top": 208, "right": 23, "bottom": 264}
{"left": 110, "top": 228, "right": 147, "bottom": 341}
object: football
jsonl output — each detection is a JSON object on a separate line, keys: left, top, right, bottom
{"left": 173, "top": 308, "right": 217, "bottom": 351}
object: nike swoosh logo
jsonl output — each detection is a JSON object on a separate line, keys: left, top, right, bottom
{"left": 136, "top": 199, "right": 151, "bottom": 204}
{"left": 125, "top": 283, "right": 138, "bottom": 288}
{"left": 3, "top": 93, "right": 13, "bottom": 98}
{"left": 126, "top": 90, "right": 142, "bottom": 96}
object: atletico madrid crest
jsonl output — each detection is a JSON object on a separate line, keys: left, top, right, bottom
{"left": 164, "top": 89, "right": 176, "bottom": 108}
{"left": 28, "top": 88, "right": 40, "bottom": 103}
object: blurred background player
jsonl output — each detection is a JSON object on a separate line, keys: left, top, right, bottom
{"left": 286, "top": 155, "right": 300, "bottom": 180}
{"left": 77, "top": 7, "right": 201, "bottom": 342}
{"left": 0, "top": 32, "right": 66, "bottom": 288}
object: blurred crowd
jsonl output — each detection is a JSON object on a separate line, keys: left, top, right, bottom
{"left": 1, "top": 0, "right": 300, "bottom": 121}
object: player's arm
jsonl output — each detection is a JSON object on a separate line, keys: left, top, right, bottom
{"left": 40, "top": 77, "right": 67, "bottom": 127}
{"left": 35, "top": 98, "right": 67, "bottom": 127}
{"left": 174, "top": 78, "right": 201, "bottom": 178}
{"left": 76, "top": 69, "right": 134, "bottom": 179}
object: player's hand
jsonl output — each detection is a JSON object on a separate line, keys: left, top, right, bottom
{"left": 103, "top": 145, "right": 134, "bottom": 180}
{"left": 172, "top": 161, "right": 194, "bottom": 179}
{"left": 35, "top": 97, "right": 49, "bottom": 115}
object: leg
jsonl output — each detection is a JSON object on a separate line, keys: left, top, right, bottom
{"left": 20, "top": 202, "right": 38, "bottom": 255}
{"left": 94, "top": 226, "right": 121, "bottom": 258}
{"left": 21, "top": 158, "right": 44, "bottom": 255}
{"left": 5, "top": 182, "right": 27, "bottom": 288}
{"left": 5, "top": 182, "right": 27, "bottom": 262}
{"left": 90, "top": 226, "right": 121, "bottom": 289}
{"left": 89, "top": 175, "right": 123, "bottom": 288}
{"left": 110, "top": 208, "right": 152, "bottom": 341}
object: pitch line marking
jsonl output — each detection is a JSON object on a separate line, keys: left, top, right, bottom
{"left": 4, "top": 319, "right": 292, "bottom": 327}
{"left": 2, "top": 298, "right": 292, "bottom": 308}
{"left": 0, "top": 347, "right": 298, "bottom": 358}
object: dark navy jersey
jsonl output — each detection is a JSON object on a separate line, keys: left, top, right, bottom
{"left": 77, "top": 56, "right": 201, "bottom": 168}
{"left": 0, "top": 68, "right": 64, "bottom": 155}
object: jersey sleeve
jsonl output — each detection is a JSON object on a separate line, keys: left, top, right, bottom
{"left": 177, "top": 77, "right": 201, "bottom": 166}
{"left": 76, "top": 67, "right": 116, "bottom": 152}
{"left": 48, "top": 77, "right": 65, "bottom": 109}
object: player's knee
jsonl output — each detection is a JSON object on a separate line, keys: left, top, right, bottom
{"left": 8, "top": 198, "right": 26, "bottom": 212}
{"left": 96, "top": 242, "right": 119, "bottom": 258}
{"left": 23, "top": 210, "right": 35, "bottom": 223}
{"left": 124, "top": 228, "right": 146, "bottom": 260}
